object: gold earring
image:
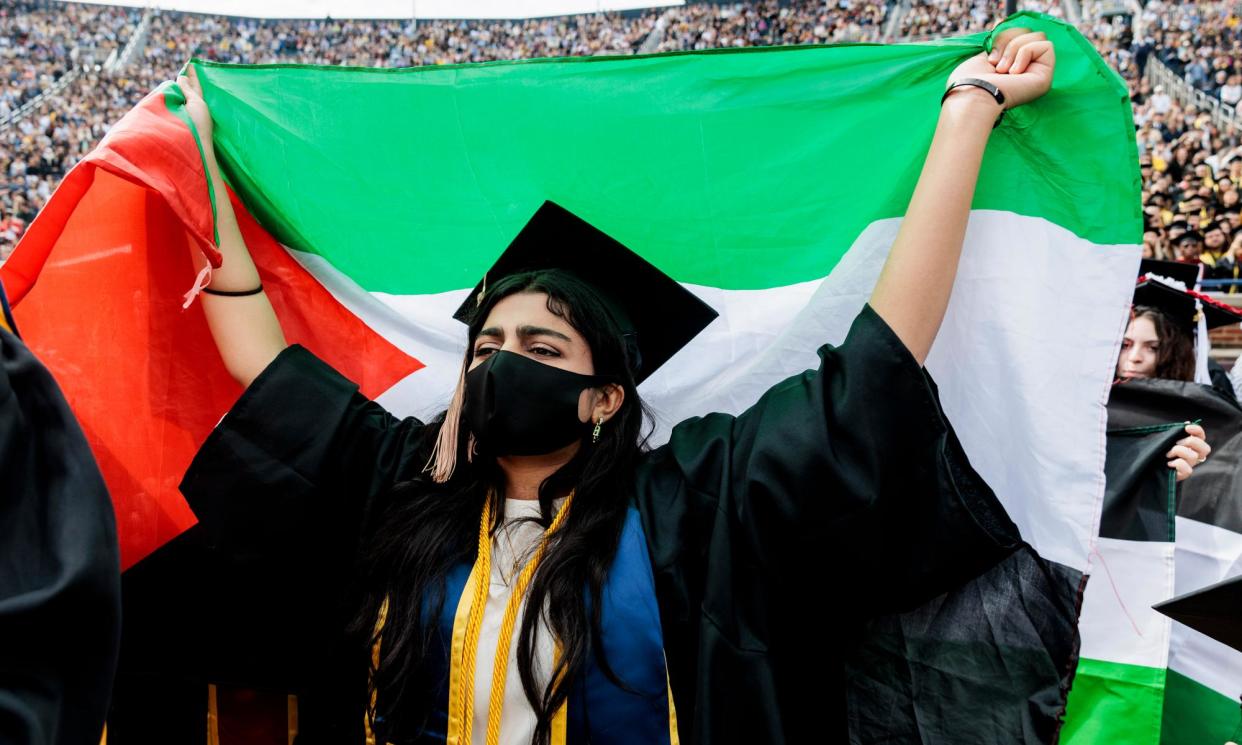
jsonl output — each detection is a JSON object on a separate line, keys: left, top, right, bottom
{"left": 592, "top": 416, "right": 604, "bottom": 444}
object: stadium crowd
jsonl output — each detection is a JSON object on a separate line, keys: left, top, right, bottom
{"left": 1, "top": 0, "right": 905, "bottom": 254}
{"left": 3, "top": 0, "right": 1242, "bottom": 289}
{"left": 1103, "top": 0, "right": 1242, "bottom": 282}
{"left": 896, "top": 0, "right": 1059, "bottom": 39}
{"left": 1, "top": 2, "right": 136, "bottom": 117}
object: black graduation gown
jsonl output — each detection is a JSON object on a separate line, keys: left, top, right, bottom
{"left": 180, "top": 304, "right": 1020, "bottom": 744}
{"left": 1207, "top": 358, "right": 1238, "bottom": 404}
{"left": 0, "top": 325, "right": 121, "bottom": 745}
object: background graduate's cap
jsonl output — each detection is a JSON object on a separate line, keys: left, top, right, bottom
{"left": 1154, "top": 574, "right": 1242, "bottom": 653}
{"left": 1134, "top": 261, "right": 1242, "bottom": 332}
{"left": 1140, "top": 258, "right": 1200, "bottom": 288}
{"left": 452, "top": 200, "right": 719, "bottom": 384}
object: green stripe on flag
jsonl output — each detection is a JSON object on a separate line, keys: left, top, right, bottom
{"left": 193, "top": 12, "right": 1137, "bottom": 295}
{"left": 1063, "top": 658, "right": 1166, "bottom": 745}
{"left": 1162, "top": 669, "right": 1241, "bottom": 745}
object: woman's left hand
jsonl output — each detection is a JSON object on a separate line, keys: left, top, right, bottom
{"left": 1168, "top": 423, "right": 1211, "bottom": 482}
{"left": 946, "top": 26, "right": 1056, "bottom": 111}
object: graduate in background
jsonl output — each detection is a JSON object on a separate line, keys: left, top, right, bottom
{"left": 0, "top": 280, "right": 120, "bottom": 745}
{"left": 1119, "top": 259, "right": 1242, "bottom": 407}
{"left": 1096, "top": 328, "right": 1234, "bottom": 745}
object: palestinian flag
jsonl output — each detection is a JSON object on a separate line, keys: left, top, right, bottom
{"left": 3, "top": 12, "right": 1140, "bottom": 741}
{"left": 1064, "top": 379, "right": 1242, "bottom": 745}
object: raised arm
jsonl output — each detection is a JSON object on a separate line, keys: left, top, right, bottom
{"left": 870, "top": 28, "right": 1056, "bottom": 365}
{"left": 179, "top": 67, "right": 287, "bottom": 387}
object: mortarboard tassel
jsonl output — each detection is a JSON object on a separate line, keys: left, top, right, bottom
{"left": 426, "top": 359, "right": 471, "bottom": 483}
{"left": 1195, "top": 302, "right": 1211, "bottom": 385}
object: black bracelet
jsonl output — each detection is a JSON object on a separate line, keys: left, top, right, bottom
{"left": 942, "top": 77, "right": 1007, "bottom": 129}
{"left": 202, "top": 284, "right": 264, "bottom": 297}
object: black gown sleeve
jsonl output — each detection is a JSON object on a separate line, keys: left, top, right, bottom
{"left": 638, "top": 303, "right": 1019, "bottom": 615}
{"left": 634, "top": 304, "right": 1023, "bottom": 743}
{"left": 1208, "top": 357, "right": 1238, "bottom": 404}
{"left": 174, "top": 345, "right": 427, "bottom": 742}
{"left": 0, "top": 326, "right": 120, "bottom": 745}
{"left": 180, "top": 343, "right": 428, "bottom": 558}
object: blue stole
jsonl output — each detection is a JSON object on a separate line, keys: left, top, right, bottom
{"left": 407, "top": 507, "right": 675, "bottom": 744}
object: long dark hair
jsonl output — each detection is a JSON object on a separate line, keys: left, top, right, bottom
{"left": 351, "top": 269, "right": 651, "bottom": 744}
{"left": 1133, "top": 304, "right": 1196, "bottom": 381}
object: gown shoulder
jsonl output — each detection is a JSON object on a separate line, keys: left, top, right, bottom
{"left": 631, "top": 304, "right": 1022, "bottom": 743}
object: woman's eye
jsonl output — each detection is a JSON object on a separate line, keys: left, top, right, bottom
{"left": 474, "top": 347, "right": 496, "bottom": 358}
{"left": 530, "top": 346, "right": 560, "bottom": 357}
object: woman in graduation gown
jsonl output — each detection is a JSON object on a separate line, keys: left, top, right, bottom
{"left": 1114, "top": 266, "right": 1237, "bottom": 483}
{"left": 179, "top": 29, "right": 1056, "bottom": 745}
{"left": 1119, "top": 268, "right": 1242, "bottom": 406}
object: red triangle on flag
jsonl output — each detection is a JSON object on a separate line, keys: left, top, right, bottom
{"left": 2, "top": 85, "right": 423, "bottom": 570}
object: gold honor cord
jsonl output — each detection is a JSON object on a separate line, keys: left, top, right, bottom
{"left": 366, "top": 495, "right": 573, "bottom": 745}
{"left": 450, "top": 493, "right": 574, "bottom": 745}
{"left": 665, "top": 660, "right": 681, "bottom": 745}
{"left": 364, "top": 598, "right": 390, "bottom": 745}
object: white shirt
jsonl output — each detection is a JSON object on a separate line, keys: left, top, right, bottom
{"left": 470, "top": 498, "right": 561, "bottom": 745}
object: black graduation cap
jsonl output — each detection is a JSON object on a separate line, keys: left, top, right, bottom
{"left": 1154, "top": 574, "right": 1242, "bottom": 653}
{"left": 1139, "top": 258, "right": 1199, "bottom": 288}
{"left": 1133, "top": 268, "right": 1242, "bottom": 332}
{"left": 1207, "top": 219, "right": 1237, "bottom": 237}
{"left": 452, "top": 201, "right": 719, "bottom": 384}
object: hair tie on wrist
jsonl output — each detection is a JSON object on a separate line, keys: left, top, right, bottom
{"left": 201, "top": 284, "right": 264, "bottom": 297}
{"left": 942, "top": 77, "right": 1007, "bottom": 129}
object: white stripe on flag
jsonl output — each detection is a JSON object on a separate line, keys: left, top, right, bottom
{"left": 1078, "top": 537, "right": 1175, "bottom": 669}
{"left": 1170, "top": 516, "right": 1242, "bottom": 700}
{"left": 286, "top": 210, "right": 1138, "bottom": 574}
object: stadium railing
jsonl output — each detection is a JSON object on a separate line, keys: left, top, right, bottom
{"left": 109, "top": 8, "right": 154, "bottom": 74}
{"left": 1200, "top": 279, "right": 1242, "bottom": 291}
{"left": 1148, "top": 55, "right": 1240, "bottom": 133}
{"left": 0, "top": 68, "right": 83, "bottom": 132}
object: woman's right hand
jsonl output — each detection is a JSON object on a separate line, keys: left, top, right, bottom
{"left": 177, "top": 66, "right": 217, "bottom": 168}
{"left": 946, "top": 27, "right": 1056, "bottom": 112}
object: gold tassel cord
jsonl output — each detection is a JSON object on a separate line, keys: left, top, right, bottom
{"left": 369, "top": 492, "right": 575, "bottom": 745}
{"left": 288, "top": 695, "right": 299, "bottom": 745}
{"left": 426, "top": 361, "right": 469, "bottom": 484}
{"left": 447, "top": 492, "right": 574, "bottom": 745}
{"left": 455, "top": 500, "right": 496, "bottom": 743}
{"left": 482, "top": 496, "right": 573, "bottom": 745}
{"left": 207, "top": 684, "right": 219, "bottom": 745}
{"left": 363, "top": 597, "right": 390, "bottom": 745}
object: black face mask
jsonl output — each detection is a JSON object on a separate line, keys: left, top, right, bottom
{"left": 463, "top": 350, "right": 606, "bottom": 456}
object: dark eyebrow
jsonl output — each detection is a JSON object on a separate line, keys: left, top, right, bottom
{"left": 517, "top": 325, "right": 572, "bottom": 342}
{"left": 475, "top": 325, "right": 573, "bottom": 343}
